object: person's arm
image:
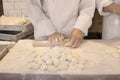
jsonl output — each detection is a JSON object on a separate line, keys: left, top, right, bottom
{"left": 27, "top": 0, "right": 56, "bottom": 40}
{"left": 103, "top": 3, "right": 120, "bottom": 16}
{"left": 96, "top": 0, "right": 113, "bottom": 16}
{"left": 67, "top": 0, "right": 95, "bottom": 48}
{"left": 74, "top": 0, "right": 95, "bottom": 35}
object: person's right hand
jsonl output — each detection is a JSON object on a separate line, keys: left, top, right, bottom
{"left": 64, "top": 28, "right": 84, "bottom": 48}
{"left": 48, "top": 32, "right": 65, "bottom": 43}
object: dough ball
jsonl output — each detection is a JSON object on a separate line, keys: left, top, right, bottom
{"left": 53, "top": 59, "right": 59, "bottom": 66}
{"left": 47, "top": 65, "right": 57, "bottom": 72}
{"left": 58, "top": 64, "right": 68, "bottom": 71}
{"left": 40, "top": 63, "right": 47, "bottom": 71}
{"left": 28, "top": 63, "right": 40, "bottom": 70}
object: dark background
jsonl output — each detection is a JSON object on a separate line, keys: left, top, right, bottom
{"left": 0, "top": 0, "right": 3, "bottom": 16}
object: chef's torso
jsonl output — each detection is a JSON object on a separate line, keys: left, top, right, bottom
{"left": 41, "top": 0, "right": 80, "bottom": 37}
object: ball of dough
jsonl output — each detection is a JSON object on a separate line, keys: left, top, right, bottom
{"left": 58, "top": 64, "right": 68, "bottom": 71}
{"left": 40, "top": 63, "right": 47, "bottom": 71}
{"left": 47, "top": 65, "right": 57, "bottom": 72}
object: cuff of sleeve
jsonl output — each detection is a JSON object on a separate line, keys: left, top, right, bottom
{"left": 74, "top": 14, "right": 92, "bottom": 36}
{"left": 34, "top": 20, "right": 56, "bottom": 40}
{"left": 97, "top": 0, "right": 113, "bottom": 16}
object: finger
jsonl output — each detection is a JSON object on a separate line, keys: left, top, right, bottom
{"left": 71, "top": 35, "right": 82, "bottom": 48}
{"left": 51, "top": 37, "right": 56, "bottom": 43}
{"left": 48, "top": 37, "right": 52, "bottom": 43}
{"left": 76, "top": 37, "right": 83, "bottom": 47}
{"left": 76, "top": 40, "right": 81, "bottom": 48}
{"left": 53, "top": 34, "right": 61, "bottom": 43}
{"left": 71, "top": 39, "right": 78, "bottom": 48}
{"left": 70, "top": 36, "right": 76, "bottom": 47}
{"left": 60, "top": 35, "right": 65, "bottom": 40}
{"left": 64, "top": 41, "right": 72, "bottom": 47}
{"left": 56, "top": 35, "right": 63, "bottom": 42}
{"left": 56, "top": 33, "right": 61, "bottom": 38}
{"left": 55, "top": 35, "right": 64, "bottom": 42}
{"left": 54, "top": 37, "right": 59, "bottom": 43}
{"left": 54, "top": 37, "right": 57, "bottom": 43}
{"left": 58, "top": 37, "right": 63, "bottom": 42}
{"left": 76, "top": 42, "right": 80, "bottom": 48}
{"left": 59, "top": 37, "right": 65, "bottom": 42}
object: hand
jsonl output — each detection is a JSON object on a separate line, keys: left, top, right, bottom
{"left": 104, "top": 3, "right": 120, "bottom": 16}
{"left": 114, "top": 4, "right": 120, "bottom": 16}
{"left": 48, "top": 32, "right": 65, "bottom": 43}
{"left": 64, "top": 28, "right": 84, "bottom": 48}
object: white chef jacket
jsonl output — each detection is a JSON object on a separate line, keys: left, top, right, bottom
{"left": 27, "top": 0, "right": 95, "bottom": 40}
{"left": 96, "top": 0, "right": 120, "bottom": 40}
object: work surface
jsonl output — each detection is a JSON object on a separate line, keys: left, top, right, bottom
{"left": 0, "top": 40, "right": 120, "bottom": 74}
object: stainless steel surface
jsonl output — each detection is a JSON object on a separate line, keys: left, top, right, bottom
{"left": 0, "top": 30, "right": 33, "bottom": 41}
{"left": 0, "top": 73, "right": 120, "bottom": 80}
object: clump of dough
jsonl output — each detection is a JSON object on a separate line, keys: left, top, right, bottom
{"left": 28, "top": 46, "right": 86, "bottom": 73}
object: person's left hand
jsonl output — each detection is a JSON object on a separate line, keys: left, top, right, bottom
{"left": 48, "top": 32, "right": 65, "bottom": 43}
{"left": 64, "top": 28, "right": 84, "bottom": 48}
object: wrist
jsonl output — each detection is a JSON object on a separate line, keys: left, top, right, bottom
{"left": 73, "top": 28, "right": 85, "bottom": 37}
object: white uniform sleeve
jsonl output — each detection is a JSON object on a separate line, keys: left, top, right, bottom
{"left": 96, "top": 0, "right": 113, "bottom": 16}
{"left": 74, "top": 0, "right": 95, "bottom": 35}
{"left": 27, "top": 0, "right": 56, "bottom": 40}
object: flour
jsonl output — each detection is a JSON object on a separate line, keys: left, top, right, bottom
{"left": 0, "top": 40, "right": 120, "bottom": 74}
{"left": 27, "top": 46, "right": 85, "bottom": 73}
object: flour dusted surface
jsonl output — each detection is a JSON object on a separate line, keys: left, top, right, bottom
{"left": 0, "top": 40, "right": 120, "bottom": 74}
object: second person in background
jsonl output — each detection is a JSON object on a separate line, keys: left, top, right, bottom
{"left": 96, "top": 0, "right": 120, "bottom": 40}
